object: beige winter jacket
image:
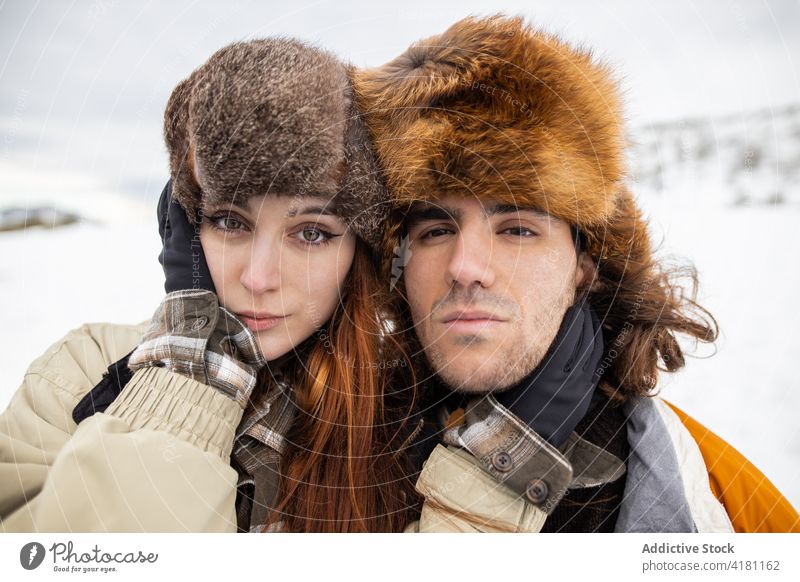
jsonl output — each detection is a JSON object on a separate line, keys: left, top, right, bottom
{"left": 0, "top": 321, "right": 246, "bottom": 532}
{"left": 1, "top": 322, "right": 547, "bottom": 533}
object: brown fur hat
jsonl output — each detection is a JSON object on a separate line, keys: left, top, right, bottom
{"left": 353, "top": 15, "right": 651, "bottom": 267}
{"left": 164, "top": 38, "right": 388, "bottom": 251}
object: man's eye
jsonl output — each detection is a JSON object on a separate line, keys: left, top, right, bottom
{"left": 502, "top": 226, "right": 537, "bottom": 237}
{"left": 419, "top": 227, "right": 453, "bottom": 239}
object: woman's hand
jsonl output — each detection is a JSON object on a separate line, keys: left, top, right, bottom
{"left": 157, "top": 180, "right": 216, "bottom": 293}
{"left": 128, "top": 289, "right": 267, "bottom": 409}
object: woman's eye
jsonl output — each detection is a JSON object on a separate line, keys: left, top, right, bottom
{"left": 208, "top": 214, "right": 247, "bottom": 233}
{"left": 301, "top": 228, "right": 324, "bottom": 242}
{"left": 295, "top": 226, "right": 334, "bottom": 245}
{"left": 220, "top": 217, "right": 244, "bottom": 230}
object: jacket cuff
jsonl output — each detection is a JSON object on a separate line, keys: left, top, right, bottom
{"left": 414, "top": 444, "right": 547, "bottom": 532}
{"left": 105, "top": 366, "right": 243, "bottom": 461}
{"left": 443, "top": 394, "right": 572, "bottom": 514}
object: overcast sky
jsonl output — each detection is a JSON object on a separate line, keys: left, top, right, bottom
{"left": 1, "top": 0, "right": 798, "bottom": 208}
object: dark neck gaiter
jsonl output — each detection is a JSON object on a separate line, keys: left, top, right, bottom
{"left": 496, "top": 300, "right": 605, "bottom": 448}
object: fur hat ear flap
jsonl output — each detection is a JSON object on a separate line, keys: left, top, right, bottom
{"left": 163, "top": 76, "right": 203, "bottom": 223}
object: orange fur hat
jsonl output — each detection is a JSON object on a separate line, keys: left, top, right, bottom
{"left": 354, "top": 15, "right": 651, "bottom": 267}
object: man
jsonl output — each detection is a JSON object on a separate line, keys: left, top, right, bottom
{"left": 355, "top": 15, "right": 799, "bottom": 532}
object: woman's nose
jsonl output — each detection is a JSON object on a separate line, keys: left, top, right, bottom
{"left": 239, "top": 237, "right": 282, "bottom": 294}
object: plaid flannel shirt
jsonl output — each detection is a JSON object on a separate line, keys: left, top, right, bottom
{"left": 231, "top": 372, "right": 296, "bottom": 532}
{"left": 127, "top": 290, "right": 296, "bottom": 532}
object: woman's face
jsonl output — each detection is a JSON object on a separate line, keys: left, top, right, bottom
{"left": 200, "top": 194, "right": 356, "bottom": 361}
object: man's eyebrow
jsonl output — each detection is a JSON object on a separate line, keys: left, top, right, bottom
{"left": 404, "top": 205, "right": 461, "bottom": 227}
{"left": 487, "top": 204, "right": 551, "bottom": 219}
{"left": 403, "top": 202, "right": 552, "bottom": 228}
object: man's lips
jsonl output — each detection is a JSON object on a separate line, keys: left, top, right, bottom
{"left": 439, "top": 309, "right": 506, "bottom": 332}
{"left": 235, "top": 311, "right": 287, "bottom": 332}
{"left": 440, "top": 309, "right": 505, "bottom": 323}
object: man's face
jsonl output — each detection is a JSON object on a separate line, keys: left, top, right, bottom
{"left": 403, "top": 195, "right": 592, "bottom": 393}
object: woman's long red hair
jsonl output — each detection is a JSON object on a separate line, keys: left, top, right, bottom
{"left": 263, "top": 240, "right": 419, "bottom": 532}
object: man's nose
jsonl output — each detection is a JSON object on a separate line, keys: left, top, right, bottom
{"left": 444, "top": 225, "right": 496, "bottom": 288}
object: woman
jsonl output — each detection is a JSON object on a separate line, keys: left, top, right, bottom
{"left": 0, "top": 39, "right": 419, "bottom": 533}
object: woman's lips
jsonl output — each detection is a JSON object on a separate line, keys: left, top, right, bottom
{"left": 236, "top": 313, "right": 287, "bottom": 332}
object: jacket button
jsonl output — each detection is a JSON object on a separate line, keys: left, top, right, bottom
{"left": 222, "top": 339, "right": 238, "bottom": 357}
{"left": 491, "top": 451, "right": 513, "bottom": 472}
{"left": 191, "top": 316, "right": 209, "bottom": 331}
{"left": 526, "top": 479, "right": 549, "bottom": 505}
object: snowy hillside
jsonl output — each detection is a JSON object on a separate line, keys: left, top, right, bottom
{"left": 629, "top": 102, "right": 800, "bottom": 207}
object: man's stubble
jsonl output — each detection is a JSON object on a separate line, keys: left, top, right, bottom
{"left": 413, "top": 279, "right": 577, "bottom": 394}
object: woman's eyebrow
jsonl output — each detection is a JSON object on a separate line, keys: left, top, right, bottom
{"left": 286, "top": 204, "right": 338, "bottom": 217}
{"left": 207, "top": 203, "right": 248, "bottom": 217}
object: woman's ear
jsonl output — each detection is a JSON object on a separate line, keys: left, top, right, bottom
{"left": 575, "top": 250, "right": 597, "bottom": 291}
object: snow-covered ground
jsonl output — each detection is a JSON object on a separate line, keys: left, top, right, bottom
{"left": 1, "top": 182, "right": 798, "bottom": 510}
{"left": 642, "top": 197, "right": 800, "bottom": 512}
{"left": 0, "top": 213, "right": 163, "bottom": 391}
